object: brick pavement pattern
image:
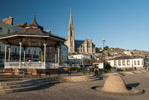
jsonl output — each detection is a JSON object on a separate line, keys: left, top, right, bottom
{"left": 0, "top": 72, "right": 149, "bottom": 100}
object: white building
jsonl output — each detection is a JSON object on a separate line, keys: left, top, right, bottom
{"left": 108, "top": 56, "right": 144, "bottom": 70}
{"left": 0, "top": 17, "right": 24, "bottom": 65}
{"left": 69, "top": 54, "right": 90, "bottom": 60}
{"left": 92, "top": 60, "right": 104, "bottom": 69}
{"left": 124, "top": 51, "right": 132, "bottom": 56}
{"left": 68, "top": 54, "right": 91, "bottom": 66}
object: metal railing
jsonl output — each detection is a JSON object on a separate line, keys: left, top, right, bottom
{"left": 5, "top": 62, "right": 61, "bottom": 69}
{"left": 46, "top": 63, "right": 61, "bottom": 69}
{"left": 5, "top": 62, "right": 44, "bottom": 69}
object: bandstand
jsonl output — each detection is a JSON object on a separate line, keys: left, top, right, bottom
{"left": 0, "top": 16, "right": 65, "bottom": 70}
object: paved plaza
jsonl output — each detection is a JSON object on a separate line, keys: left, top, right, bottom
{"left": 0, "top": 72, "right": 149, "bottom": 100}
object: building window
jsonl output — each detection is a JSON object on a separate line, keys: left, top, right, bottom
{"left": 88, "top": 43, "right": 90, "bottom": 48}
{"left": 134, "top": 60, "right": 136, "bottom": 65}
{"left": 0, "top": 27, "right": 3, "bottom": 32}
{"left": 7, "top": 47, "right": 9, "bottom": 53}
{"left": 138, "top": 60, "right": 140, "bottom": 65}
{"left": 28, "top": 49, "right": 30, "bottom": 54}
{"left": 34, "top": 50, "right": 36, "bottom": 55}
{"left": 49, "top": 47, "right": 52, "bottom": 51}
{"left": 21, "top": 49, "right": 23, "bottom": 54}
{"left": 71, "top": 42, "right": 73, "bottom": 47}
{"left": 15, "top": 48, "right": 17, "bottom": 54}
{"left": 39, "top": 51, "right": 41, "bottom": 55}
{"left": 123, "top": 60, "right": 125, "bottom": 65}
{"left": 83, "top": 46, "right": 85, "bottom": 52}
{"left": 118, "top": 60, "right": 121, "bottom": 66}
{"left": 127, "top": 60, "right": 130, "bottom": 65}
{"left": 114, "top": 60, "right": 117, "bottom": 66}
{"left": 8, "top": 29, "right": 11, "bottom": 34}
{"left": 70, "top": 30, "right": 72, "bottom": 36}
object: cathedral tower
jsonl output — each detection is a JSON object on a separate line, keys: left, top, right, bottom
{"left": 65, "top": 10, "right": 75, "bottom": 54}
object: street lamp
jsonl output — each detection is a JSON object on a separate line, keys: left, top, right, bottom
{"left": 102, "top": 39, "right": 105, "bottom": 51}
{"left": 102, "top": 39, "right": 105, "bottom": 69}
{"left": 102, "top": 39, "right": 105, "bottom": 59}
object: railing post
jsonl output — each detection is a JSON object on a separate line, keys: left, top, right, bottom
{"left": 19, "top": 42, "right": 22, "bottom": 69}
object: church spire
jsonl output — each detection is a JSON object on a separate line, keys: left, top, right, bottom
{"left": 68, "top": 9, "right": 74, "bottom": 28}
{"left": 65, "top": 9, "right": 75, "bottom": 54}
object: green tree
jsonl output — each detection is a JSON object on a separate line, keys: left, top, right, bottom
{"left": 104, "top": 46, "right": 109, "bottom": 50}
{"left": 104, "top": 62, "right": 111, "bottom": 72}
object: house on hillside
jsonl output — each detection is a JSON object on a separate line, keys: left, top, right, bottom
{"left": 107, "top": 56, "right": 144, "bottom": 70}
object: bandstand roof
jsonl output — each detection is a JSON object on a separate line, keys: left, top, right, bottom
{"left": 0, "top": 16, "right": 65, "bottom": 47}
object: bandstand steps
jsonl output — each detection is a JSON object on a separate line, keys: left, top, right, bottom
{"left": 3, "top": 81, "right": 59, "bottom": 94}
{"left": 0, "top": 78, "right": 60, "bottom": 94}
{"left": 0, "top": 77, "right": 58, "bottom": 86}
{"left": 0, "top": 80, "right": 45, "bottom": 89}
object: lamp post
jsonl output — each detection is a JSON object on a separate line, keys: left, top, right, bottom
{"left": 102, "top": 39, "right": 105, "bottom": 59}
{"left": 102, "top": 39, "right": 105, "bottom": 69}
{"left": 102, "top": 39, "right": 105, "bottom": 51}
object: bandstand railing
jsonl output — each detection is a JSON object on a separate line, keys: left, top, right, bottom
{"left": 5, "top": 62, "right": 60, "bottom": 69}
{"left": 46, "top": 62, "right": 60, "bottom": 69}
{"left": 5, "top": 62, "right": 20, "bottom": 69}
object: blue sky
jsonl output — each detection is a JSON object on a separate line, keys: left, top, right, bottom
{"left": 0, "top": 0, "right": 149, "bottom": 51}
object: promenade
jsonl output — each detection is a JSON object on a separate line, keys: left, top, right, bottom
{"left": 0, "top": 72, "right": 148, "bottom": 100}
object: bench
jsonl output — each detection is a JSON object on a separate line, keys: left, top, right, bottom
{"left": 46, "top": 69, "right": 59, "bottom": 77}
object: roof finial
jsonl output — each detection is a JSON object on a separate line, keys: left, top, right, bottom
{"left": 31, "top": 11, "right": 38, "bottom": 25}
{"left": 25, "top": 11, "right": 43, "bottom": 30}
{"left": 34, "top": 11, "right": 36, "bottom": 18}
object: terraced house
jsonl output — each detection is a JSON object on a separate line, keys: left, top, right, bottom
{"left": 0, "top": 16, "right": 24, "bottom": 66}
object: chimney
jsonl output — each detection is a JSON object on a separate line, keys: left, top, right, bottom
{"left": 1, "top": 16, "right": 13, "bottom": 25}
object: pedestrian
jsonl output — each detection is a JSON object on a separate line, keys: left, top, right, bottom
{"left": 94, "top": 68, "right": 98, "bottom": 76}
{"left": 68, "top": 68, "right": 71, "bottom": 76}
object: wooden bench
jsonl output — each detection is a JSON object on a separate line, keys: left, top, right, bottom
{"left": 46, "top": 69, "right": 59, "bottom": 77}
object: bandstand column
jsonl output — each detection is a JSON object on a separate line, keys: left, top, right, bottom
{"left": 41, "top": 47, "right": 43, "bottom": 62}
{"left": 55, "top": 50, "right": 57, "bottom": 63}
{"left": 55, "top": 50, "right": 57, "bottom": 69}
{"left": 58, "top": 46, "right": 60, "bottom": 64}
{"left": 43, "top": 43, "right": 47, "bottom": 69}
{"left": 8, "top": 46, "right": 11, "bottom": 68}
{"left": 8, "top": 46, "right": 11, "bottom": 62}
{"left": 19, "top": 42, "right": 22, "bottom": 69}
{"left": 23, "top": 47, "right": 26, "bottom": 62}
{"left": 31, "top": 47, "right": 33, "bottom": 61}
{"left": 4, "top": 45, "right": 7, "bottom": 68}
{"left": 55, "top": 47, "right": 58, "bottom": 63}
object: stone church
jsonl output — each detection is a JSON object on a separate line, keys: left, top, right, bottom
{"left": 65, "top": 11, "right": 96, "bottom": 55}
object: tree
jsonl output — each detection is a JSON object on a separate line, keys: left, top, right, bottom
{"left": 104, "top": 62, "right": 111, "bottom": 72}
{"left": 104, "top": 46, "right": 109, "bottom": 50}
